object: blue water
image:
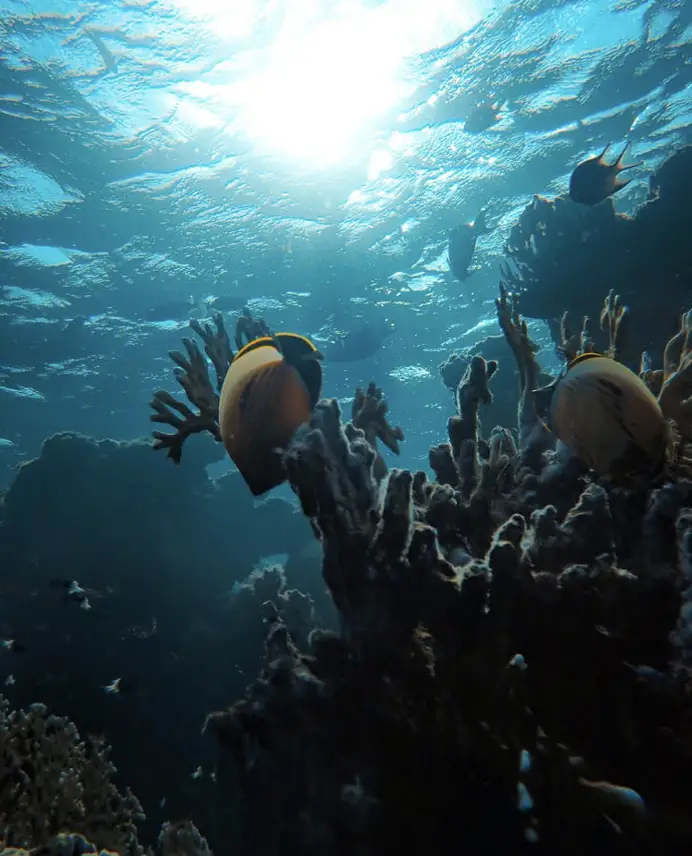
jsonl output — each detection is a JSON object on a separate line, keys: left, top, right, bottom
{"left": 1, "top": 0, "right": 690, "bottom": 485}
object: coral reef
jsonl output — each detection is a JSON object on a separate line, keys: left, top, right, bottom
{"left": 200, "top": 291, "right": 692, "bottom": 856}
{"left": 1, "top": 833, "right": 118, "bottom": 856}
{"left": 0, "top": 699, "right": 212, "bottom": 856}
{"left": 0, "top": 696, "right": 142, "bottom": 854}
{"left": 0, "top": 430, "right": 316, "bottom": 847}
{"left": 501, "top": 145, "right": 692, "bottom": 368}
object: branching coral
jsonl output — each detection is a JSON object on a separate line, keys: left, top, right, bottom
{"left": 150, "top": 312, "right": 404, "bottom": 480}
{"left": 200, "top": 286, "right": 692, "bottom": 856}
{"left": 351, "top": 383, "right": 404, "bottom": 483}
{"left": 0, "top": 697, "right": 143, "bottom": 854}
{"left": 1, "top": 833, "right": 118, "bottom": 856}
{"left": 150, "top": 307, "right": 272, "bottom": 463}
{"left": 495, "top": 284, "right": 553, "bottom": 467}
{"left": 149, "top": 313, "right": 231, "bottom": 463}
{"left": 655, "top": 310, "right": 692, "bottom": 441}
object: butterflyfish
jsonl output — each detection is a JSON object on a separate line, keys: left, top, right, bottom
{"left": 218, "top": 332, "right": 323, "bottom": 495}
{"left": 569, "top": 142, "right": 643, "bottom": 206}
{"left": 547, "top": 353, "right": 667, "bottom": 478}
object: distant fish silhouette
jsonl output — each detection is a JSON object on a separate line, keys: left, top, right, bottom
{"left": 85, "top": 29, "right": 118, "bottom": 73}
{"left": 323, "top": 319, "right": 395, "bottom": 362}
{"left": 447, "top": 209, "right": 492, "bottom": 282}
{"left": 464, "top": 99, "right": 504, "bottom": 133}
{"left": 569, "top": 142, "right": 643, "bottom": 206}
{"left": 146, "top": 296, "right": 200, "bottom": 321}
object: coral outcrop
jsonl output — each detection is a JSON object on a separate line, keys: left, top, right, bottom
{"left": 501, "top": 145, "right": 692, "bottom": 368}
{"left": 198, "top": 290, "right": 692, "bottom": 856}
{"left": 0, "top": 698, "right": 212, "bottom": 856}
{"left": 0, "top": 696, "right": 143, "bottom": 854}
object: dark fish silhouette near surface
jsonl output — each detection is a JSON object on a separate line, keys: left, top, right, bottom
{"left": 146, "top": 296, "right": 199, "bottom": 321}
{"left": 464, "top": 100, "right": 503, "bottom": 133}
{"left": 323, "top": 319, "right": 395, "bottom": 362}
{"left": 447, "top": 209, "right": 492, "bottom": 282}
{"left": 218, "top": 332, "right": 323, "bottom": 496}
{"left": 569, "top": 142, "right": 643, "bottom": 206}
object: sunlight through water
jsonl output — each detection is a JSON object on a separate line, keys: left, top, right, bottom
{"left": 168, "top": 0, "right": 485, "bottom": 166}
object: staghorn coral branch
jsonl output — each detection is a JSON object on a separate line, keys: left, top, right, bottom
{"left": 234, "top": 307, "right": 272, "bottom": 351}
{"left": 169, "top": 337, "right": 221, "bottom": 417}
{"left": 150, "top": 390, "right": 221, "bottom": 463}
{"left": 352, "top": 382, "right": 404, "bottom": 481}
{"left": 496, "top": 284, "right": 552, "bottom": 464}
{"left": 352, "top": 383, "right": 403, "bottom": 454}
{"left": 638, "top": 351, "right": 664, "bottom": 397}
{"left": 448, "top": 355, "right": 496, "bottom": 501}
{"left": 150, "top": 307, "right": 275, "bottom": 464}
{"left": 599, "top": 289, "right": 628, "bottom": 360}
{"left": 558, "top": 311, "right": 594, "bottom": 363}
{"left": 189, "top": 312, "right": 234, "bottom": 392}
{"left": 658, "top": 310, "right": 692, "bottom": 441}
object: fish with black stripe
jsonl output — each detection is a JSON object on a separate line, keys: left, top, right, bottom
{"left": 219, "top": 332, "right": 323, "bottom": 495}
{"left": 539, "top": 352, "right": 667, "bottom": 479}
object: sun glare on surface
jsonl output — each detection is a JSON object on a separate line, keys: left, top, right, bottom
{"left": 170, "top": 0, "right": 483, "bottom": 166}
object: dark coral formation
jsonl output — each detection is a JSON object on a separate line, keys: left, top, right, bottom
{"left": 199, "top": 292, "right": 692, "bottom": 856}
{"left": 0, "top": 430, "right": 317, "bottom": 846}
{"left": 501, "top": 146, "right": 692, "bottom": 368}
{"left": 0, "top": 696, "right": 142, "bottom": 854}
{"left": 0, "top": 696, "right": 212, "bottom": 856}
{"left": 439, "top": 333, "right": 555, "bottom": 434}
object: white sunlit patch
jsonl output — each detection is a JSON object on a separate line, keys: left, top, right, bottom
{"left": 389, "top": 365, "right": 432, "bottom": 382}
{"left": 170, "top": 0, "right": 485, "bottom": 166}
{"left": 367, "top": 149, "right": 394, "bottom": 181}
{"left": 167, "top": 0, "right": 262, "bottom": 40}
{"left": 234, "top": 11, "right": 406, "bottom": 165}
{"left": 1, "top": 286, "right": 70, "bottom": 309}
{"left": 0, "top": 244, "right": 75, "bottom": 267}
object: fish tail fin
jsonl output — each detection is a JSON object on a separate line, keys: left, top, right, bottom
{"left": 613, "top": 176, "right": 634, "bottom": 192}
{"left": 615, "top": 145, "right": 643, "bottom": 173}
{"left": 598, "top": 142, "right": 612, "bottom": 161}
{"left": 613, "top": 141, "right": 631, "bottom": 165}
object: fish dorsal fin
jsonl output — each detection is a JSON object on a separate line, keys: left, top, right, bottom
{"left": 568, "top": 351, "right": 605, "bottom": 370}
{"left": 274, "top": 332, "right": 323, "bottom": 405}
{"left": 274, "top": 332, "right": 320, "bottom": 363}
{"left": 234, "top": 336, "right": 277, "bottom": 362}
